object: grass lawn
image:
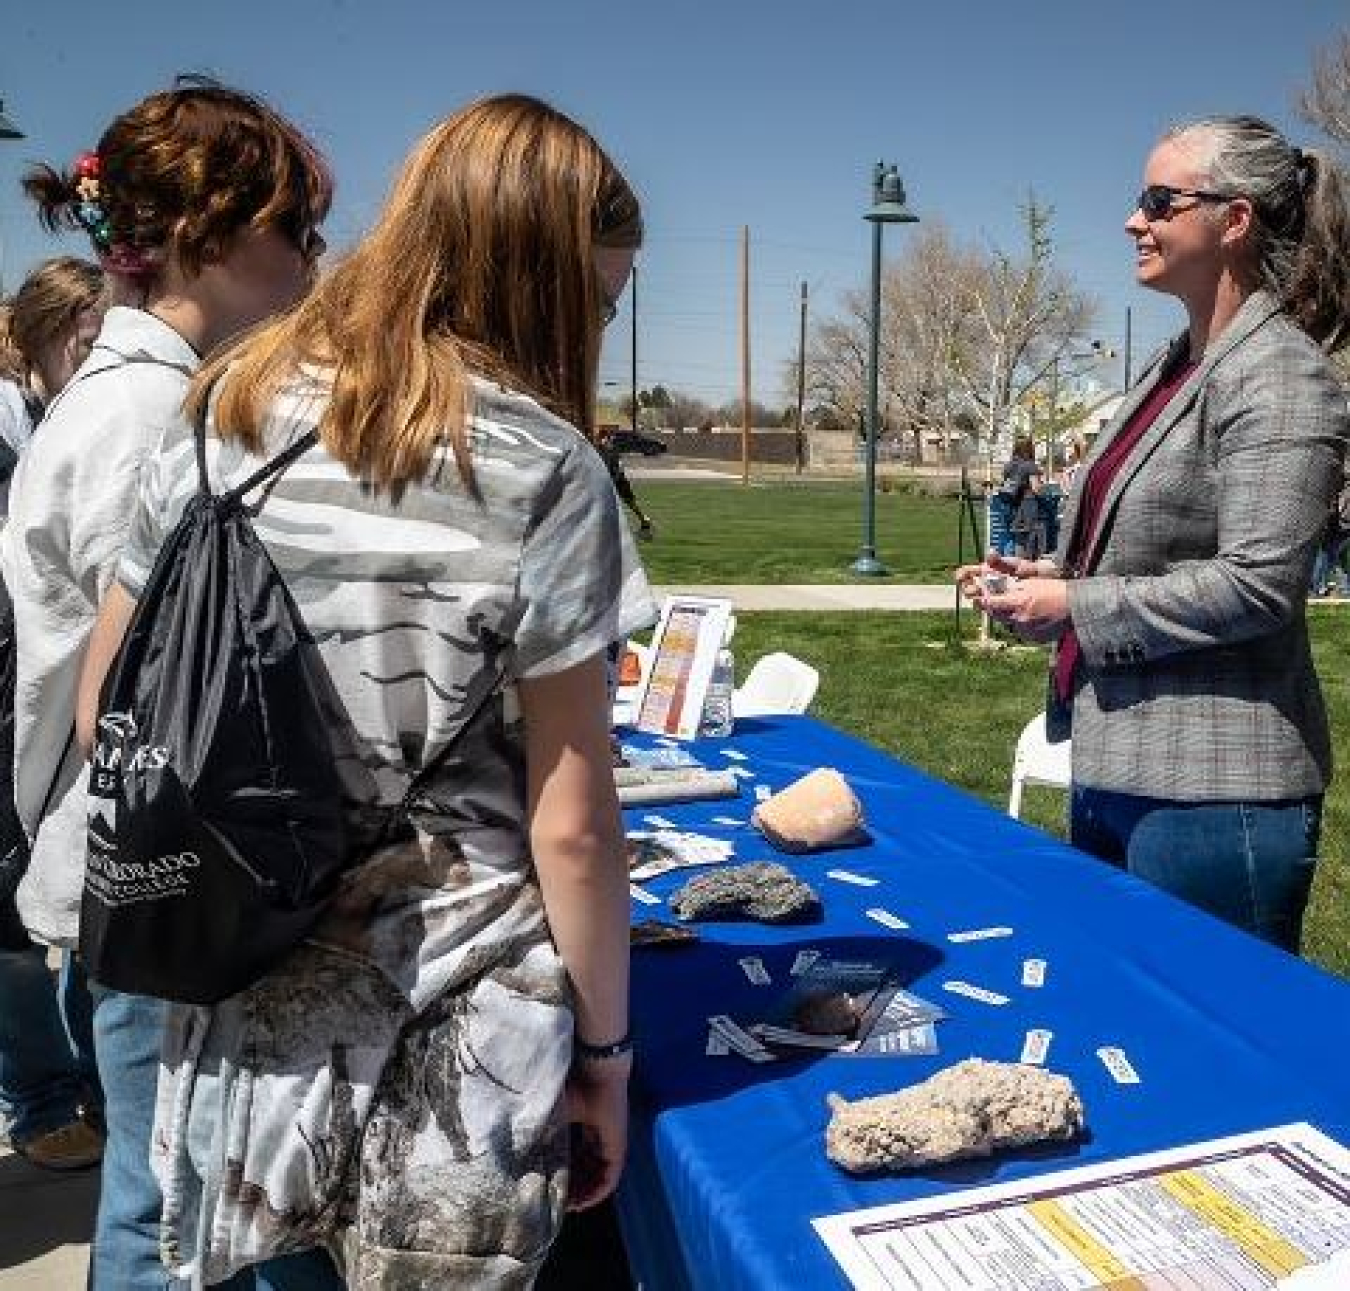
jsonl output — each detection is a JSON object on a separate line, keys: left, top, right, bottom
{"left": 726, "top": 609, "right": 1350, "bottom": 980}
{"left": 634, "top": 479, "right": 971, "bottom": 584}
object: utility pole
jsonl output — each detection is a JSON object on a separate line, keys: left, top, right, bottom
{"left": 794, "top": 280, "right": 808, "bottom": 474}
{"left": 1123, "top": 305, "right": 1133, "bottom": 390}
{"left": 1047, "top": 356, "right": 1060, "bottom": 472}
{"left": 629, "top": 262, "right": 639, "bottom": 435}
{"left": 740, "top": 225, "right": 751, "bottom": 486}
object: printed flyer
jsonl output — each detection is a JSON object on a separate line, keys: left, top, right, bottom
{"left": 814, "top": 1123, "right": 1350, "bottom": 1290}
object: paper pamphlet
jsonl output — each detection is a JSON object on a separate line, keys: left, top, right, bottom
{"left": 814, "top": 1122, "right": 1350, "bottom": 1291}
{"left": 633, "top": 596, "right": 733, "bottom": 739}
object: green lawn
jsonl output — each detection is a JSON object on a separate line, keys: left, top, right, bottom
{"left": 727, "top": 610, "right": 1350, "bottom": 980}
{"left": 634, "top": 479, "right": 970, "bottom": 584}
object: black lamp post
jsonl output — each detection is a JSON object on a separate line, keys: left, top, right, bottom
{"left": 0, "top": 100, "right": 22, "bottom": 141}
{"left": 851, "top": 162, "right": 918, "bottom": 576}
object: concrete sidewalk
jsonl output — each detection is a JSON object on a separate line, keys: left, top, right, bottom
{"left": 0, "top": 1143, "right": 98, "bottom": 1288}
{"left": 654, "top": 583, "right": 957, "bottom": 611}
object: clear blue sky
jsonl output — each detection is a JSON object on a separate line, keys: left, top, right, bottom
{"left": 1, "top": 0, "right": 1345, "bottom": 408}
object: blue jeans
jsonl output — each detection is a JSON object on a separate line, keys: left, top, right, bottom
{"left": 0, "top": 943, "right": 98, "bottom": 1144}
{"left": 90, "top": 988, "right": 343, "bottom": 1290}
{"left": 1311, "top": 534, "right": 1350, "bottom": 594}
{"left": 1071, "top": 786, "right": 1321, "bottom": 951}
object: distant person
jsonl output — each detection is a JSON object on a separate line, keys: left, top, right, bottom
{"left": 0, "top": 256, "right": 107, "bottom": 1175}
{"left": 961, "top": 115, "right": 1350, "bottom": 950}
{"left": 1311, "top": 473, "right": 1350, "bottom": 597}
{"left": 599, "top": 424, "right": 655, "bottom": 537}
{"left": 1059, "top": 431, "right": 1089, "bottom": 497}
{"left": 997, "top": 436, "right": 1045, "bottom": 558}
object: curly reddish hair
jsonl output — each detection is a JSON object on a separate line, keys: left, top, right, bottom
{"left": 24, "top": 75, "right": 331, "bottom": 278}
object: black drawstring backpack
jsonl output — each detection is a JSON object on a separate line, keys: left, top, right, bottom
{"left": 81, "top": 419, "right": 392, "bottom": 1004}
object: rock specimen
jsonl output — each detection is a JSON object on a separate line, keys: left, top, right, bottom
{"left": 668, "top": 862, "right": 822, "bottom": 924}
{"left": 825, "top": 1058, "right": 1085, "bottom": 1174}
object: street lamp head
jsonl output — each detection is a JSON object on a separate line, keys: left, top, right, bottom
{"left": 0, "top": 100, "right": 24, "bottom": 141}
{"left": 866, "top": 162, "right": 918, "bottom": 225}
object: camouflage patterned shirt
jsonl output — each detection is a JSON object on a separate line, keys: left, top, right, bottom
{"left": 121, "top": 374, "right": 655, "bottom": 1287}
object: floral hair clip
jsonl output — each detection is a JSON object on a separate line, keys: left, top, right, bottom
{"left": 71, "top": 152, "right": 112, "bottom": 251}
{"left": 70, "top": 150, "right": 158, "bottom": 276}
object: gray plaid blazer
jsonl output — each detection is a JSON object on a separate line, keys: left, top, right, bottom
{"left": 1056, "top": 290, "right": 1349, "bottom": 800}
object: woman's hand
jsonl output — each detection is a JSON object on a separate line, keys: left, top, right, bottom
{"left": 954, "top": 553, "right": 1055, "bottom": 605}
{"left": 564, "top": 1057, "right": 631, "bottom": 1210}
{"left": 982, "top": 576, "right": 1072, "bottom": 644}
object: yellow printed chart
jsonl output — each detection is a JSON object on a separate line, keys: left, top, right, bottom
{"left": 814, "top": 1124, "right": 1350, "bottom": 1290}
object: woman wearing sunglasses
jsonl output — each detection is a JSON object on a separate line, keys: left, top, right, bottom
{"left": 960, "top": 115, "right": 1350, "bottom": 951}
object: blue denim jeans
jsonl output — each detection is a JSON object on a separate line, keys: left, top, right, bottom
{"left": 1071, "top": 786, "right": 1321, "bottom": 951}
{"left": 90, "top": 988, "right": 343, "bottom": 1290}
{"left": 1311, "top": 534, "right": 1350, "bottom": 594}
{"left": 0, "top": 943, "right": 98, "bottom": 1144}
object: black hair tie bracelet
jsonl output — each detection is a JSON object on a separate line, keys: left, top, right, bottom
{"left": 575, "top": 1031, "right": 634, "bottom": 1062}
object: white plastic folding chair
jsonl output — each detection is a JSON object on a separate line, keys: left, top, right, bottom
{"left": 732, "top": 652, "right": 820, "bottom": 718}
{"left": 1007, "top": 713, "right": 1072, "bottom": 819}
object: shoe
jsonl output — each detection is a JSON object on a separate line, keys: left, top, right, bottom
{"left": 15, "top": 1118, "right": 105, "bottom": 1171}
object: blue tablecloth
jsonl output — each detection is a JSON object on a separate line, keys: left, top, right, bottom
{"left": 616, "top": 715, "right": 1350, "bottom": 1290}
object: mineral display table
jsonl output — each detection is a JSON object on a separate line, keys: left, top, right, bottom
{"left": 615, "top": 715, "right": 1350, "bottom": 1290}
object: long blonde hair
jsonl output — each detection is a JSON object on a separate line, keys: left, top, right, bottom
{"left": 192, "top": 94, "right": 642, "bottom": 496}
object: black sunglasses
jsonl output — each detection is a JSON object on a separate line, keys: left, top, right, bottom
{"left": 1137, "top": 184, "right": 1232, "bottom": 221}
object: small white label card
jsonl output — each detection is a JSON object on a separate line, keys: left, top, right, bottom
{"left": 711, "top": 815, "right": 747, "bottom": 827}
{"left": 629, "top": 884, "right": 661, "bottom": 906}
{"left": 643, "top": 814, "right": 678, "bottom": 830}
{"left": 942, "top": 979, "right": 1010, "bottom": 1006}
{"left": 708, "top": 1014, "right": 775, "bottom": 1063}
{"left": 947, "top": 926, "right": 1014, "bottom": 943}
{"left": 730, "top": 766, "right": 757, "bottom": 781}
{"left": 753, "top": 784, "right": 772, "bottom": 801}
{"left": 791, "top": 948, "right": 821, "bottom": 976}
{"left": 870, "top": 1024, "right": 939, "bottom": 1057}
{"left": 720, "top": 748, "right": 748, "bottom": 761}
{"left": 1098, "top": 1046, "right": 1142, "bottom": 1085}
{"left": 827, "top": 869, "right": 880, "bottom": 888}
{"left": 739, "top": 955, "right": 771, "bottom": 985}
{"left": 865, "top": 907, "right": 910, "bottom": 931}
{"left": 1021, "top": 958, "right": 1047, "bottom": 988}
{"left": 1020, "top": 1028, "right": 1053, "bottom": 1065}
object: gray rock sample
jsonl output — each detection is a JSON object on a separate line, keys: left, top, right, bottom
{"left": 825, "top": 1058, "right": 1085, "bottom": 1174}
{"left": 668, "top": 862, "right": 822, "bottom": 924}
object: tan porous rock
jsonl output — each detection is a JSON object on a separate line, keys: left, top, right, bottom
{"left": 825, "top": 1058, "right": 1085, "bottom": 1174}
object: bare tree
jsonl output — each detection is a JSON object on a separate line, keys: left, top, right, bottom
{"left": 958, "top": 196, "right": 1099, "bottom": 468}
{"left": 1302, "top": 30, "right": 1350, "bottom": 144}
{"left": 879, "top": 223, "right": 987, "bottom": 460}
{"left": 801, "top": 199, "right": 1097, "bottom": 463}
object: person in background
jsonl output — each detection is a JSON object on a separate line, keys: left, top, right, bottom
{"left": 598, "top": 424, "right": 656, "bottom": 537}
{"left": 1059, "top": 430, "right": 1089, "bottom": 498}
{"left": 960, "top": 115, "right": 1350, "bottom": 951}
{"left": 998, "top": 435, "right": 1045, "bottom": 558}
{"left": 6, "top": 77, "right": 338, "bottom": 1289}
{"left": 1310, "top": 472, "right": 1350, "bottom": 597}
{"left": 78, "top": 92, "right": 653, "bottom": 1286}
{"left": 0, "top": 256, "right": 107, "bottom": 1173}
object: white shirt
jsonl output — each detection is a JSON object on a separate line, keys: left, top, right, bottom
{"left": 0, "top": 378, "right": 35, "bottom": 519}
{"left": 1, "top": 308, "right": 197, "bottom": 945}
